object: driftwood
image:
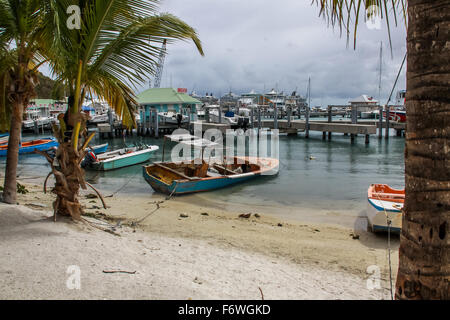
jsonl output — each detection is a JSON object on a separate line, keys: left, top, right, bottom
{"left": 102, "top": 270, "right": 136, "bottom": 274}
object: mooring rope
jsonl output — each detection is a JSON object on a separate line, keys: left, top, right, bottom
{"left": 374, "top": 194, "right": 394, "bottom": 300}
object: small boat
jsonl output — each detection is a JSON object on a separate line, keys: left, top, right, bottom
{"left": 89, "top": 143, "right": 108, "bottom": 154}
{"left": 0, "top": 133, "right": 9, "bottom": 145}
{"left": 0, "top": 137, "right": 58, "bottom": 156}
{"left": 367, "top": 184, "right": 405, "bottom": 233}
{"left": 383, "top": 109, "right": 407, "bottom": 123}
{"left": 85, "top": 145, "right": 159, "bottom": 171}
{"left": 158, "top": 111, "right": 188, "bottom": 126}
{"left": 143, "top": 156, "right": 279, "bottom": 195}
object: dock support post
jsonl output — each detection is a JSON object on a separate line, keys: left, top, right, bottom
{"left": 287, "top": 107, "right": 292, "bottom": 127}
{"left": 305, "top": 105, "right": 310, "bottom": 138}
{"left": 385, "top": 105, "right": 390, "bottom": 139}
{"left": 365, "top": 134, "right": 370, "bottom": 144}
{"left": 350, "top": 134, "right": 355, "bottom": 143}
{"left": 351, "top": 105, "right": 357, "bottom": 125}
{"left": 327, "top": 106, "right": 332, "bottom": 123}
{"left": 322, "top": 132, "right": 326, "bottom": 140}
{"left": 327, "top": 106, "right": 332, "bottom": 140}
{"left": 273, "top": 106, "right": 278, "bottom": 129}
{"left": 257, "top": 107, "right": 261, "bottom": 131}
{"left": 378, "top": 105, "right": 383, "bottom": 139}
{"left": 149, "top": 107, "right": 153, "bottom": 136}
{"left": 154, "top": 109, "right": 159, "bottom": 138}
{"left": 187, "top": 106, "right": 191, "bottom": 127}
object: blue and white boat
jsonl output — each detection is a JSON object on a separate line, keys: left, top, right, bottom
{"left": 367, "top": 184, "right": 404, "bottom": 233}
{"left": 0, "top": 137, "right": 58, "bottom": 156}
{"left": 86, "top": 145, "right": 159, "bottom": 171}
{"left": 143, "top": 156, "right": 279, "bottom": 195}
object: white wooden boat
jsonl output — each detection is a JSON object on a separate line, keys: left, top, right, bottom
{"left": 367, "top": 184, "right": 404, "bottom": 233}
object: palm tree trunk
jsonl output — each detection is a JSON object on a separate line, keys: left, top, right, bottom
{"left": 395, "top": 0, "right": 450, "bottom": 300}
{"left": 2, "top": 99, "right": 24, "bottom": 204}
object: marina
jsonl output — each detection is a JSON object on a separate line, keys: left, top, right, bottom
{"left": 5, "top": 0, "right": 447, "bottom": 302}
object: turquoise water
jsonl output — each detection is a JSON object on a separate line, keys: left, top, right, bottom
{"left": 0, "top": 129, "right": 405, "bottom": 228}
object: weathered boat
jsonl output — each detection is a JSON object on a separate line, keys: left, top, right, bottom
{"left": 86, "top": 145, "right": 159, "bottom": 171}
{"left": 143, "top": 156, "right": 279, "bottom": 195}
{"left": 367, "top": 184, "right": 405, "bottom": 233}
{"left": 0, "top": 137, "right": 58, "bottom": 156}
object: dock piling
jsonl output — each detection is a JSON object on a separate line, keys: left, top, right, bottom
{"left": 378, "top": 105, "right": 383, "bottom": 139}
{"left": 385, "top": 105, "right": 390, "bottom": 139}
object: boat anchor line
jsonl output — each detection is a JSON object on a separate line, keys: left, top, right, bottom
{"left": 374, "top": 193, "right": 395, "bottom": 300}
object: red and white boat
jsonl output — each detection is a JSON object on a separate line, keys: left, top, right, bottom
{"left": 383, "top": 109, "right": 406, "bottom": 123}
{"left": 367, "top": 184, "right": 405, "bottom": 233}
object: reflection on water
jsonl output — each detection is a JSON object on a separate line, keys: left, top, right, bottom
{"left": 0, "top": 129, "right": 405, "bottom": 227}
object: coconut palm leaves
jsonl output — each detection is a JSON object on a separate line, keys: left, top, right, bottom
{"left": 313, "top": 0, "right": 407, "bottom": 49}
{"left": 44, "top": 0, "right": 203, "bottom": 128}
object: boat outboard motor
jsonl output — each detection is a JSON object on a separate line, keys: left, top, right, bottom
{"left": 81, "top": 151, "right": 97, "bottom": 168}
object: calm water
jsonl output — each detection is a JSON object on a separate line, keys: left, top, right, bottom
{"left": 0, "top": 128, "right": 405, "bottom": 228}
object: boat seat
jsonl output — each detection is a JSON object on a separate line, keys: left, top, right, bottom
{"left": 207, "top": 170, "right": 223, "bottom": 177}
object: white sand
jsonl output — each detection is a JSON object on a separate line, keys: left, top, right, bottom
{"left": 0, "top": 202, "right": 391, "bottom": 300}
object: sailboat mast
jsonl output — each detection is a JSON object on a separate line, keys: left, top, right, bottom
{"left": 378, "top": 42, "right": 383, "bottom": 104}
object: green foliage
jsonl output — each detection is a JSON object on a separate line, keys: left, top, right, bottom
{"left": 43, "top": 0, "right": 204, "bottom": 128}
{"left": 0, "top": 183, "right": 28, "bottom": 194}
{"left": 16, "top": 183, "right": 29, "bottom": 194}
{"left": 35, "top": 72, "right": 64, "bottom": 100}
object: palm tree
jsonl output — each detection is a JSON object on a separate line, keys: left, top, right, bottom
{"left": 0, "top": 0, "right": 48, "bottom": 204}
{"left": 313, "top": 0, "right": 449, "bottom": 299}
{"left": 35, "top": 0, "right": 203, "bottom": 219}
{"left": 0, "top": 45, "right": 14, "bottom": 132}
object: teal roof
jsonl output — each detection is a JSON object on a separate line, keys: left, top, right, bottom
{"left": 31, "top": 99, "right": 55, "bottom": 105}
{"left": 137, "top": 88, "right": 201, "bottom": 105}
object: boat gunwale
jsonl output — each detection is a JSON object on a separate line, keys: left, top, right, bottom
{"left": 144, "top": 157, "right": 279, "bottom": 187}
{"left": 96, "top": 146, "right": 159, "bottom": 164}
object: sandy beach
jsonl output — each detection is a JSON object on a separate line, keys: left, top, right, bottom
{"left": 0, "top": 181, "right": 400, "bottom": 300}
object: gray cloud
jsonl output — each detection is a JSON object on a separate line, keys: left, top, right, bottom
{"left": 152, "top": 0, "right": 407, "bottom": 106}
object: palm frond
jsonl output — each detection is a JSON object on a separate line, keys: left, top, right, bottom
{"left": 312, "top": 0, "right": 407, "bottom": 50}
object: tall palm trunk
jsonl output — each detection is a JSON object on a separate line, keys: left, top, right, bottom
{"left": 395, "top": 0, "right": 450, "bottom": 299}
{"left": 2, "top": 99, "right": 24, "bottom": 204}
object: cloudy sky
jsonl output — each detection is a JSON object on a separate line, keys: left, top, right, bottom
{"left": 147, "top": 0, "right": 407, "bottom": 107}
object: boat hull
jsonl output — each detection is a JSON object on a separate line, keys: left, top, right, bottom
{"left": 90, "top": 147, "right": 158, "bottom": 171}
{"left": 367, "top": 198, "right": 402, "bottom": 233}
{"left": 143, "top": 157, "right": 279, "bottom": 195}
{"left": 0, "top": 138, "right": 58, "bottom": 157}
{"left": 90, "top": 143, "right": 108, "bottom": 154}
{"left": 383, "top": 110, "right": 406, "bottom": 123}
{"left": 143, "top": 168, "right": 259, "bottom": 195}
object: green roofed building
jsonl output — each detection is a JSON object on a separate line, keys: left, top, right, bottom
{"left": 137, "top": 88, "right": 201, "bottom": 122}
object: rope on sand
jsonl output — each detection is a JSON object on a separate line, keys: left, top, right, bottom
{"left": 375, "top": 194, "right": 394, "bottom": 300}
